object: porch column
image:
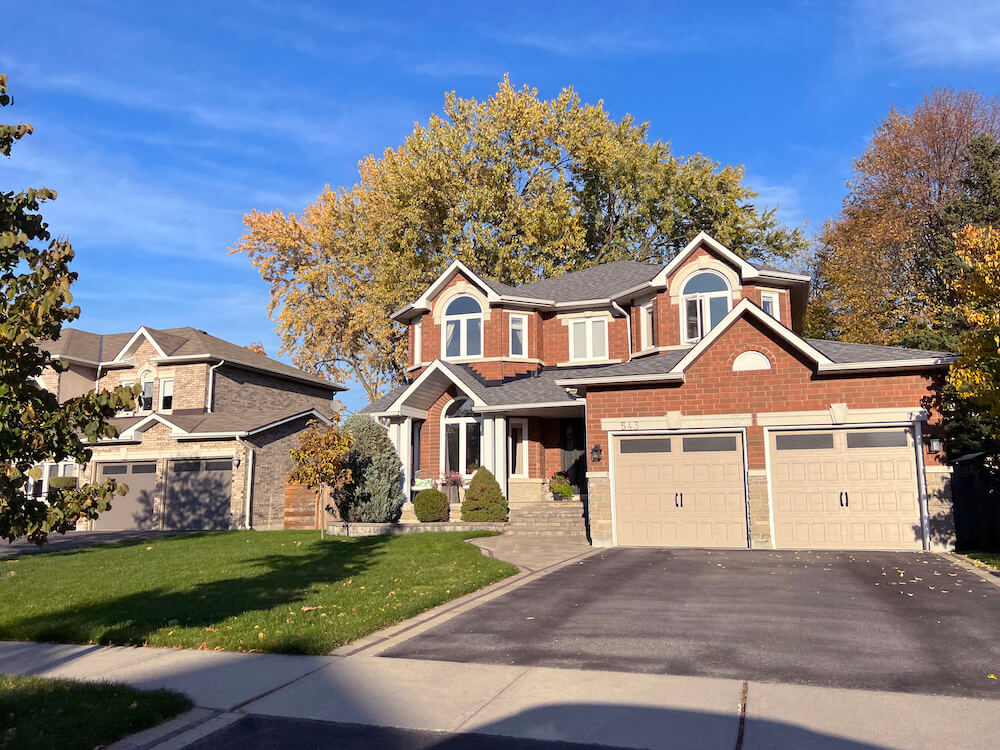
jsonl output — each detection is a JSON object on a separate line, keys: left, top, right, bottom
{"left": 400, "top": 417, "right": 413, "bottom": 502}
{"left": 493, "top": 417, "right": 508, "bottom": 500}
{"left": 481, "top": 416, "right": 495, "bottom": 476}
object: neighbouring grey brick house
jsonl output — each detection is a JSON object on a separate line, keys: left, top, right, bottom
{"left": 32, "top": 326, "right": 345, "bottom": 530}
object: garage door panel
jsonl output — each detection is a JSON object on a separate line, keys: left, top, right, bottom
{"left": 770, "top": 428, "right": 922, "bottom": 550}
{"left": 164, "top": 459, "right": 233, "bottom": 530}
{"left": 614, "top": 433, "right": 747, "bottom": 548}
{"left": 94, "top": 462, "right": 159, "bottom": 530}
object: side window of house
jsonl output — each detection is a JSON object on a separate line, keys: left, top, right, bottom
{"left": 682, "top": 272, "right": 731, "bottom": 343}
{"left": 510, "top": 313, "right": 527, "bottom": 358}
{"left": 443, "top": 296, "right": 483, "bottom": 359}
{"left": 160, "top": 378, "right": 174, "bottom": 412}
{"left": 761, "top": 291, "right": 780, "bottom": 322}
{"left": 120, "top": 380, "right": 135, "bottom": 414}
{"left": 569, "top": 317, "right": 608, "bottom": 361}
{"left": 641, "top": 302, "right": 655, "bottom": 350}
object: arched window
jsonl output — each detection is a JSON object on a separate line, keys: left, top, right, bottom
{"left": 442, "top": 398, "right": 481, "bottom": 475}
{"left": 138, "top": 369, "right": 155, "bottom": 412}
{"left": 682, "top": 272, "right": 731, "bottom": 343}
{"left": 443, "top": 296, "right": 483, "bottom": 359}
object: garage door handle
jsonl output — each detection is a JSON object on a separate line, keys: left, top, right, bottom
{"left": 845, "top": 492, "right": 849, "bottom": 508}
{"left": 839, "top": 492, "right": 844, "bottom": 507}
{"left": 674, "top": 492, "right": 679, "bottom": 508}
{"left": 680, "top": 492, "right": 684, "bottom": 508}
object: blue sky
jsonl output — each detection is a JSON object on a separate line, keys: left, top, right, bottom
{"left": 5, "top": 1, "right": 999, "bottom": 411}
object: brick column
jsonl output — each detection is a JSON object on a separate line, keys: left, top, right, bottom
{"left": 925, "top": 468, "right": 956, "bottom": 551}
{"left": 747, "top": 471, "right": 772, "bottom": 548}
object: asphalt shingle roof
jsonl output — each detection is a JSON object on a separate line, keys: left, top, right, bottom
{"left": 360, "top": 384, "right": 410, "bottom": 414}
{"left": 806, "top": 339, "right": 953, "bottom": 363}
{"left": 504, "top": 261, "right": 665, "bottom": 303}
{"left": 163, "top": 407, "right": 324, "bottom": 434}
{"left": 41, "top": 327, "right": 341, "bottom": 390}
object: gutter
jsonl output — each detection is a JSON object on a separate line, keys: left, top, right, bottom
{"left": 555, "top": 372, "right": 685, "bottom": 387}
{"left": 815, "top": 357, "right": 957, "bottom": 375}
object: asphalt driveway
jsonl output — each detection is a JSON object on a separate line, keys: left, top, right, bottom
{"left": 382, "top": 548, "right": 1000, "bottom": 699}
{"left": 0, "top": 529, "right": 177, "bottom": 558}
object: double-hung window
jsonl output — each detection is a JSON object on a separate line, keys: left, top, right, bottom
{"left": 443, "top": 296, "right": 483, "bottom": 359}
{"left": 760, "top": 291, "right": 780, "bottom": 322}
{"left": 159, "top": 378, "right": 174, "bottom": 412}
{"left": 443, "top": 399, "right": 481, "bottom": 475}
{"left": 681, "top": 272, "right": 731, "bottom": 344}
{"left": 640, "top": 302, "right": 655, "bottom": 350}
{"left": 569, "top": 317, "right": 608, "bottom": 362}
{"left": 509, "top": 313, "right": 528, "bottom": 358}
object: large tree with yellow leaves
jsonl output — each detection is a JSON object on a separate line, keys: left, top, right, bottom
{"left": 234, "top": 78, "right": 805, "bottom": 400}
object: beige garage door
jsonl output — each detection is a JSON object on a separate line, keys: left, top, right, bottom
{"left": 613, "top": 433, "right": 748, "bottom": 547}
{"left": 769, "top": 427, "right": 922, "bottom": 550}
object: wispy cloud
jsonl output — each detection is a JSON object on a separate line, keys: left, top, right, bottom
{"left": 853, "top": 0, "right": 1000, "bottom": 68}
{"left": 746, "top": 175, "right": 808, "bottom": 230}
{"left": 491, "top": 29, "right": 667, "bottom": 58}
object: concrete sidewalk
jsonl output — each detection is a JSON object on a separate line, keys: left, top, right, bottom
{"left": 1, "top": 640, "right": 997, "bottom": 750}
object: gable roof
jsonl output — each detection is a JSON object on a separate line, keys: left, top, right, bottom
{"left": 115, "top": 407, "right": 329, "bottom": 441}
{"left": 509, "top": 261, "right": 665, "bottom": 304}
{"left": 40, "top": 326, "right": 344, "bottom": 391}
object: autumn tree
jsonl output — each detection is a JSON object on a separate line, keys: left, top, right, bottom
{"left": 1, "top": 75, "right": 137, "bottom": 543}
{"left": 810, "top": 89, "right": 1000, "bottom": 344}
{"left": 948, "top": 226, "right": 1000, "bottom": 429}
{"left": 245, "top": 341, "right": 266, "bottom": 356}
{"left": 288, "top": 414, "right": 353, "bottom": 522}
{"left": 234, "top": 77, "right": 806, "bottom": 400}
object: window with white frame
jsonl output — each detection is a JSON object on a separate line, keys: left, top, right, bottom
{"left": 25, "top": 461, "right": 78, "bottom": 499}
{"left": 681, "top": 272, "right": 731, "bottom": 343}
{"left": 569, "top": 317, "right": 608, "bottom": 361}
{"left": 442, "top": 399, "right": 481, "bottom": 475}
{"left": 442, "top": 296, "right": 483, "bottom": 359}
{"left": 760, "top": 291, "right": 780, "bottom": 322}
{"left": 119, "top": 380, "right": 136, "bottom": 415}
{"left": 159, "top": 378, "right": 174, "bottom": 412}
{"left": 509, "top": 419, "right": 528, "bottom": 477}
{"left": 640, "top": 301, "right": 655, "bottom": 350}
{"left": 413, "top": 319, "right": 422, "bottom": 365}
{"left": 509, "top": 313, "right": 528, "bottom": 358}
{"left": 138, "top": 371, "right": 154, "bottom": 412}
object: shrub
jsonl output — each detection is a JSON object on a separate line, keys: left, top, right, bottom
{"left": 461, "top": 467, "right": 508, "bottom": 521}
{"left": 548, "top": 471, "right": 575, "bottom": 501}
{"left": 413, "top": 489, "right": 449, "bottom": 522}
{"left": 47, "top": 476, "right": 79, "bottom": 491}
{"left": 340, "top": 414, "right": 404, "bottom": 523}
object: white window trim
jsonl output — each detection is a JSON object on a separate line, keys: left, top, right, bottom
{"left": 509, "top": 313, "right": 528, "bottom": 359}
{"left": 569, "top": 317, "right": 610, "bottom": 362}
{"left": 640, "top": 301, "right": 655, "bottom": 351}
{"left": 159, "top": 377, "right": 174, "bottom": 413}
{"left": 760, "top": 290, "right": 780, "bottom": 323}
{"left": 440, "top": 398, "right": 483, "bottom": 477}
{"left": 119, "top": 380, "right": 136, "bottom": 416}
{"left": 441, "top": 297, "right": 484, "bottom": 361}
{"left": 508, "top": 418, "right": 529, "bottom": 478}
{"left": 26, "top": 461, "right": 77, "bottom": 499}
{"left": 137, "top": 369, "right": 155, "bottom": 414}
{"left": 413, "top": 319, "right": 423, "bottom": 366}
{"left": 680, "top": 271, "right": 732, "bottom": 345}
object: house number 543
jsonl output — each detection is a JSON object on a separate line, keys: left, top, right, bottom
{"left": 620, "top": 421, "right": 639, "bottom": 430}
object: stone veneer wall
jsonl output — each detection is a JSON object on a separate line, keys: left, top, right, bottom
{"left": 509, "top": 478, "right": 546, "bottom": 503}
{"left": 586, "top": 474, "right": 612, "bottom": 546}
{"left": 746, "top": 472, "right": 771, "bottom": 547}
{"left": 925, "top": 468, "right": 955, "bottom": 551}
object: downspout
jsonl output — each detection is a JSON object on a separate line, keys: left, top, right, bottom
{"left": 913, "top": 420, "right": 931, "bottom": 550}
{"left": 206, "top": 359, "right": 225, "bottom": 413}
{"left": 612, "top": 301, "right": 632, "bottom": 360}
{"left": 236, "top": 435, "right": 255, "bottom": 530}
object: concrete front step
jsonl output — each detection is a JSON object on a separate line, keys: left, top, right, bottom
{"left": 505, "top": 529, "right": 589, "bottom": 537}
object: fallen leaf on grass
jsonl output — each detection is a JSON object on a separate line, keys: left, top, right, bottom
{"left": 301, "top": 606, "right": 324, "bottom": 612}
{"left": 145, "top": 546, "right": 153, "bottom": 551}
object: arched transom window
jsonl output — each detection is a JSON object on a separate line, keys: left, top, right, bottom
{"left": 443, "top": 296, "right": 483, "bottom": 359}
{"left": 442, "top": 398, "right": 481, "bottom": 475}
{"left": 682, "top": 272, "right": 731, "bottom": 343}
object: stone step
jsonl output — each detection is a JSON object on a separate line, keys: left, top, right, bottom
{"left": 505, "top": 529, "right": 589, "bottom": 538}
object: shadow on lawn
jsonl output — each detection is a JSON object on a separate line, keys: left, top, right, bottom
{"left": 1, "top": 534, "right": 395, "bottom": 654}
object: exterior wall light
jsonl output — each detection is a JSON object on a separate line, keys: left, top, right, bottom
{"left": 233, "top": 455, "right": 242, "bottom": 469}
{"left": 590, "top": 444, "right": 603, "bottom": 463}
{"left": 928, "top": 437, "right": 943, "bottom": 453}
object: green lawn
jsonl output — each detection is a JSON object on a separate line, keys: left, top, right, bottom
{"left": 964, "top": 551, "right": 1000, "bottom": 569}
{"left": 0, "top": 531, "right": 516, "bottom": 654}
{"left": 0, "top": 674, "right": 190, "bottom": 750}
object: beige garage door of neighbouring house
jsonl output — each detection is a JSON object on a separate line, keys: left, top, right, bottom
{"left": 769, "top": 427, "right": 923, "bottom": 550}
{"left": 613, "top": 433, "right": 748, "bottom": 547}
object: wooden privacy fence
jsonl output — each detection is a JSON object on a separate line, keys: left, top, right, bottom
{"left": 283, "top": 476, "right": 335, "bottom": 530}
{"left": 951, "top": 454, "right": 1000, "bottom": 551}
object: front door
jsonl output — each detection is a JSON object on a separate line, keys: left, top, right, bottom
{"left": 560, "top": 418, "right": 586, "bottom": 489}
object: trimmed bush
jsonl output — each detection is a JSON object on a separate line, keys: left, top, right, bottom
{"left": 413, "top": 489, "right": 450, "bottom": 522}
{"left": 461, "top": 467, "right": 508, "bottom": 522}
{"left": 341, "top": 414, "right": 404, "bottom": 523}
{"left": 47, "top": 476, "right": 78, "bottom": 490}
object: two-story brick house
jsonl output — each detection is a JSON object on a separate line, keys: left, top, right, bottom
{"left": 364, "top": 231, "right": 957, "bottom": 551}
{"left": 34, "top": 326, "right": 345, "bottom": 531}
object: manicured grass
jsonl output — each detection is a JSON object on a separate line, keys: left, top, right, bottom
{"left": 0, "top": 674, "right": 190, "bottom": 750}
{"left": 964, "top": 551, "right": 1000, "bottom": 569}
{"left": 0, "top": 531, "right": 517, "bottom": 654}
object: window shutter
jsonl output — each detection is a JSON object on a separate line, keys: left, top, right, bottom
{"left": 571, "top": 321, "right": 587, "bottom": 360}
{"left": 591, "top": 319, "right": 607, "bottom": 359}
